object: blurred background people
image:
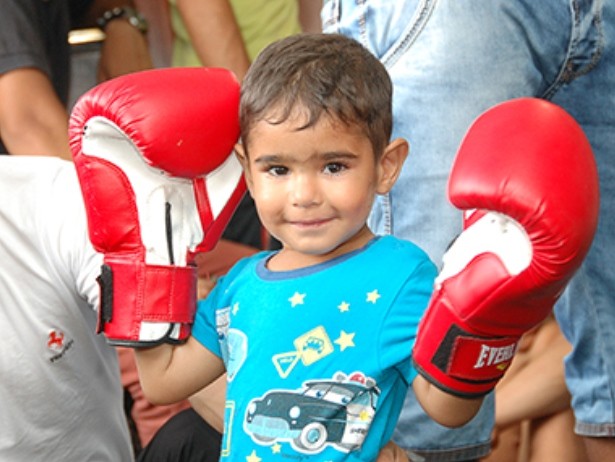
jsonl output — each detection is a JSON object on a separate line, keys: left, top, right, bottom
{"left": 0, "top": 0, "right": 152, "bottom": 159}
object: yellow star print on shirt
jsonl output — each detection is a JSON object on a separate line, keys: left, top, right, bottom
{"left": 246, "top": 449, "right": 262, "bottom": 462}
{"left": 289, "top": 292, "right": 306, "bottom": 307}
{"left": 335, "top": 330, "right": 356, "bottom": 351}
{"left": 366, "top": 289, "right": 381, "bottom": 303}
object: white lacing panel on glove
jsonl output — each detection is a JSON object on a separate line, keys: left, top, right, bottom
{"left": 436, "top": 211, "right": 532, "bottom": 287}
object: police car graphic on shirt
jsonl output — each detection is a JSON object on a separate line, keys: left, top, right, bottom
{"left": 245, "top": 371, "right": 379, "bottom": 454}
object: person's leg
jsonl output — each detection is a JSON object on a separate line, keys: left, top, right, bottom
{"left": 480, "top": 424, "right": 524, "bottom": 462}
{"left": 481, "top": 317, "right": 571, "bottom": 462}
{"left": 582, "top": 437, "right": 615, "bottom": 461}
{"left": 529, "top": 410, "right": 587, "bottom": 462}
{"left": 493, "top": 318, "right": 572, "bottom": 430}
{"left": 323, "top": 0, "right": 577, "bottom": 459}
{"left": 552, "top": 2, "right": 615, "bottom": 461}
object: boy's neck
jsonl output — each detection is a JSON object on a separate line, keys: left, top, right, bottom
{"left": 266, "top": 227, "right": 376, "bottom": 271}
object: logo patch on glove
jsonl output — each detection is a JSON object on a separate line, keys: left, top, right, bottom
{"left": 433, "top": 325, "right": 518, "bottom": 382}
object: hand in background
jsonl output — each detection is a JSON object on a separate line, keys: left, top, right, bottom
{"left": 97, "top": 19, "right": 153, "bottom": 82}
{"left": 376, "top": 441, "right": 410, "bottom": 462}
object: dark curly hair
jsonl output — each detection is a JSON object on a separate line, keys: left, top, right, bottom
{"left": 239, "top": 33, "right": 393, "bottom": 158}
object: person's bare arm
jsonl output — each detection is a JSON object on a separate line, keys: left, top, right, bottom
{"left": 97, "top": 19, "right": 153, "bottom": 82}
{"left": 79, "top": 0, "right": 144, "bottom": 26}
{"left": 175, "top": 0, "right": 250, "bottom": 81}
{"left": 299, "top": 0, "right": 323, "bottom": 32}
{"left": 134, "top": 336, "right": 225, "bottom": 405}
{"left": 74, "top": 0, "right": 153, "bottom": 82}
{"left": 0, "top": 68, "right": 71, "bottom": 160}
{"left": 188, "top": 374, "right": 227, "bottom": 433}
{"left": 413, "top": 375, "right": 484, "bottom": 428}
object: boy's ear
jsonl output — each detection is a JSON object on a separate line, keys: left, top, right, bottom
{"left": 376, "top": 138, "right": 408, "bottom": 194}
{"left": 234, "top": 143, "right": 253, "bottom": 191}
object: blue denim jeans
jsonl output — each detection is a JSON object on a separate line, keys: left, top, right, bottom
{"left": 323, "top": 0, "right": 615, "bottom": 459}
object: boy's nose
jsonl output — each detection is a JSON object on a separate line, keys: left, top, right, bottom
{"left": 291, "top": 174, "right": 320, "bottom": 207}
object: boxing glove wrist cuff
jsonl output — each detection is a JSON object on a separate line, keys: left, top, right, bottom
{"left": 414, "top": 330, "right": 519, "bottom": 397}
{"left": 96, "top": 259, "right": 197, "bottom": 346}
{"left": 412, "top": 305, "right": 519, "bottom": 398}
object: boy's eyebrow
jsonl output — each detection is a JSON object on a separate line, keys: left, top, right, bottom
{"left": 253, "top": 154, "right": 286, "bottom": 165}
{"left": 321, "top": 151, "right": 359, "bottom": 160}
{"left": 253, "top": 151, "right": 359, "bottom": 164}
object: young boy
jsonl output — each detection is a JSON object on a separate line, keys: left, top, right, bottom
{"left": 134, "top": 33, "right": 483, "bottom": 461}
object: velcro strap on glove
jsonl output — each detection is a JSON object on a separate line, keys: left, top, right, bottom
{"left": 414, "top": 323, "right": 519, "bottom": 397}
{"left": 434, "top": 324, "right": 518, "bottom": 376}
{"left": 96, "top": 259, "right": 197, "bottom": 346}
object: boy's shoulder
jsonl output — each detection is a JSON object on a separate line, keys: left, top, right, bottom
{"left": 224, "top": 249, "right": 271, "bottom": 278}
{"left": 368, "top": 235, "right": 437, "bottom": 277}
{"left": 374, "top": 234, "right": 432, "bottom": 261}
{"left": 326, "top": 235, "right": 435, "bottom": 283}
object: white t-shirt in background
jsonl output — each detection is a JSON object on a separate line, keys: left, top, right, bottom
{"left": 0, "top": 156, "right": 133, "bottom": 461}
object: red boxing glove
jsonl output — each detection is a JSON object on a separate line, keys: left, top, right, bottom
{"left": 412, "top": 98, "right": 599, "bottom": 397}
{"left": 70, "top": 68, "right": 246, "bottom": 347}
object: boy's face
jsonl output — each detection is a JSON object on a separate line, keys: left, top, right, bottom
{"left": 238, "top": 109, "right": 406, "bottom": 267}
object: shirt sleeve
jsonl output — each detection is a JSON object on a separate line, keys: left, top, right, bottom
{"left": 192, "top": 282, "right": 226, "bottom": 358}
{"left": 52, "top": 163, "right": 103, "bottom": 311}
{"left": 378, "top": 257, "right": 437, "bottom": 382}
{"left": 193, "top": 255, "right": 261, "bottom": 363}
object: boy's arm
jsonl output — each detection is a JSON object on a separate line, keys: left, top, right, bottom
{"left": 134, "top": 338, "right": 225, "bottom": 405}
{"left": 188, "top": 374, "right": 227, "bottom": 433}
{"left": 413, "top": 375, "right": 483, "bottom": 428}
{"left": 412, "top": 98, "right": 599, "bottom": 421}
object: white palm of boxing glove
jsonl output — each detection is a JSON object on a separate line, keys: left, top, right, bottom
{"left": 436, "top": 210, "right": 532, "bottom": 286}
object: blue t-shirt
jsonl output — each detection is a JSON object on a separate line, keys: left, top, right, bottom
{"left": 193, "top": 235, "right": 436, "bottom": 461}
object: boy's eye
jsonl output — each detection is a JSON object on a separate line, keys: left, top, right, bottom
{"left": 324, "top": 162, "right": 346, "bottom": 174}
{"left": 267, "top": 165, "right": 289, "bottom": 176}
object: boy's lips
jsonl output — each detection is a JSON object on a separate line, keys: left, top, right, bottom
{"left": 288, "top": 217, "right": 333, "bottom": 227}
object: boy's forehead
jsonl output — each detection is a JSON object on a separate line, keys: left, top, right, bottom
{"left": 255, "top": 104, "right": 348, "bottom": 133}
{"left": 243, "top": 102, "right": 376, "bottom": 157}
{"left": 247, "top": 112, "right": 374, "bottom": 159}
{"left": 261, "top": 103, "right": 312, "bottom": 126}
{"left": 249, "top": 115, "right": 365, "bottom": 146}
